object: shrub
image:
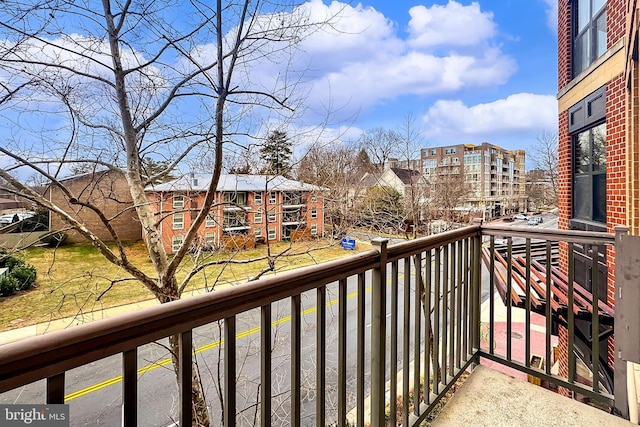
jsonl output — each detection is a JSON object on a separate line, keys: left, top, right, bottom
{"left": 10, "top": 264, "right": 37, "bottom": 290}
{"left": 0, "top": 276, "right": 20, "bottom": 297}
{"left": 0, "top": 254, "right": 25, "bottom": 270}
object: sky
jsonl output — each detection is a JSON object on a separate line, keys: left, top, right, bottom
{"left": 0, "top": 0, "right": 560, "bottom": 175}
{"left": 293, "top": 0, "right": 559, "bottom": 157}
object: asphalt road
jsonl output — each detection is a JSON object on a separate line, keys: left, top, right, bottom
{"left": 1, "top": 266, "right": 427, "bottom": 427}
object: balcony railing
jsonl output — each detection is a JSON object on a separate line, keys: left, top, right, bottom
{"left": 0, "top": 224, "right": 632, "bottom": 426}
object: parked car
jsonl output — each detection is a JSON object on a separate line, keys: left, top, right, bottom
{"left": 494, "top": 237, "right": 509, "bottom": 245}
{"left": 513, "top": 214, "right": 528, "bottom": 220}
{"left": 528, "top": 217, "right": 542, "bottom": 225}
{"left": 0, "top": 211, "right": 35, "bottom": 226}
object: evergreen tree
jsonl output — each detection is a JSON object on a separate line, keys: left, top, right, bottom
{"left": 260, "top": 130, "right": 292, "bottom": 177}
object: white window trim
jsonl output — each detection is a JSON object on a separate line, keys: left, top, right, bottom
{"left": 254, "top": 228, "right": 263, "bottom": 238}
{"left": 268, "top": 227, "right": 276, "bottom": 240}
{"left": 254, "top": 191, "right": 263, "bottom": 205}
{"left": 311, "top": 208, "right": 318, "bottom": 219}
{"left": 268, "top": 209, "right": 277, "bottom": 223}
{"left": 310, "top": 223, "right": 318, "bottom": 236}
{"left": 172, "top": 235, "right": 184, "bottom": 252}
{"left": 269, "top": 192, "right": 277, "bottom": 205}
{"left": 205, "top": 212, "right": 216, "bottom": 228}
{"left": 254, "top": 210, "right": 263, "bottom": 223}
{"left": 172, "top": 213, "right": 184, "bottom": 230}
{"left": 173, "top": 195, "right": 184, "bottom": 209}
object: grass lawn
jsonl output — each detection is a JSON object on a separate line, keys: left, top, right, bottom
{"left": 0, "top": 238, "right": 372, "bottom": 331}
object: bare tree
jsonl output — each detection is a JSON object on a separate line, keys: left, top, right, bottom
{"left": 0, "top": 1, "right": 340, "bottom": 425}
{"left": 296, "top": 143, "right": 366, "bottom": 238}
{"left": 527, "top": 131, "right": 559, "bottom": 208}
{"left": 427, "top": 167, "right": 470, "bottom": 226}
{"left": 357, "top": 127, "right": 401, "bottom": 171}
{"left": 395, "top": 114, "right": 429, "bottom": 239}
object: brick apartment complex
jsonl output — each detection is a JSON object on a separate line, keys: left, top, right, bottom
{"left": 145, "top": 174, "right": 325, "bottom": 254}
{"left": 389, "top": 142, "right": 527, "bottom": 216}
{"left": 557, "top": 0, "right": 635, "bottom": 397}
{"left": 48, "top": 170, "right": 142, "bottom": 243}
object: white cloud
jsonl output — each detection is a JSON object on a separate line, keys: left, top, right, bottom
{"left": 541, "top": 0, "right": 558, "bottom": 33}
{"left": 422, "top": 93, "right": 558, "bottom": 136}
{"left": 407, "top": 1, "right": 496, "bottom": 49}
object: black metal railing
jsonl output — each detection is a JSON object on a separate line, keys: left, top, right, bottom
{"left": 0, "top": 224, "right": 625, "bottom": 426}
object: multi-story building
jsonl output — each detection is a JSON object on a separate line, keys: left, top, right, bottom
{"left": 557, "top": 0, "right": 636, "bottom": 403}
{"left": 145, "top": 174, "right": 324, "bottom": 253}
{"left": 389, "top": 142, "right": 526, "bottom": 216}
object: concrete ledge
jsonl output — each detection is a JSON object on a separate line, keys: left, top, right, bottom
{"left": 431, "top": 365, "right": 633, "bottom": 427}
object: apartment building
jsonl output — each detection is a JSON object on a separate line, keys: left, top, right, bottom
{"left": 145, "top": 174, "right": 324, "bottom": 253}
{"left": 389, "top": 142, "right": 526, "bottom": 217}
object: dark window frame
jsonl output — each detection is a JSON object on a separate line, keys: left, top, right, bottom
{"left": 571, "top": 0, "right": 607, "bottom": 77}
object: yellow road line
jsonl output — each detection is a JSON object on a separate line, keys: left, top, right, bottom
{"left": 62, "top": 277, "right": 404, "bottom": 402}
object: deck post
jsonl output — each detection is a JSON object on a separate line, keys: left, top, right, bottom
{"left": 371, "top": 238, "right": 388, "bottom": 427}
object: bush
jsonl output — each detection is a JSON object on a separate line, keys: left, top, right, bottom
{"left": 10, "top": 264, "right": 37, "bottom": 290}
{"left": 0, "top": 276, "right": 20, "bottom": 297}
{"left": 0, "top": 254, "right": 25, "bottom": 270}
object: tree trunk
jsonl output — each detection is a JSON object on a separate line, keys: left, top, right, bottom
{"left": 169, "top": 334, "right": 212, "bottom": 427}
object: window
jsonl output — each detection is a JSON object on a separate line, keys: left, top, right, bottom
{"left": 253, "top": 192, "right": 262, "bottom": 205}
{"left": 311, "top": 195, "right": 318, "bottom": 203}
{"left": 223, "top": 192, "right": 247, "bottom": 206}
{"left": 445, "top": 147, "right": 456, "bottom": 154}
{"left": 269, "top": 192, "right": 277, "bottom": 205}
{"left": 572, "top": 0, "right": 606, "bottom": 76}
{"left": 172, "top": 235, "right": 183, "bottom": 252}
{"left": 205, "top": 233, "right": 216, "bottom": 246}
{"left": 452, "top": 157, "right": 459, "bottom": 165}
{"left": 172, "top": 213, "right": 184, "bottom": 230}
{"left": 205, "top": 212, "right": 216, "bottom": 228}
{"left": 268, "top": 208, "right": 277, "bottom": 223}
{"left": 254, "top": 210, "right": 263, "bottom": 223}
{"left": 310, "top": 223, "right": 318, "bottom": 236}
{"left": 173, "top": 195, "right": 184, "bottom": 209}
{"left": 573, "top": 122, "right": 606, "bottom": 223}
{"left": 223, "top": 211, "right": 247, "bottom": 228}
{"left": 254, "top": 228, "right": 263, "bottom": 238}
{"left": 430, "top": 149, "right": 436, "bottom": 155}
{"left": 311, "top": 208, "right": 318, "bottom": 219}
{"left": 268, "top": 226, "right": 276, "bottom": 240}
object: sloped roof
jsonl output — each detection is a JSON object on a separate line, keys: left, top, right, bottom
{"left": 390, "top": 167, "right": 422, "bottom": 185}
{"left": 145, "top": 174, "right": 325, "bottom": 193}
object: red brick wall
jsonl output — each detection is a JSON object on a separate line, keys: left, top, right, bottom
{"left": 49, "top": 171, "right": 142, "bottom": 243}
{"left": 557, "top": 0, "right": 628, "bottom": 387}
{"left": 558, "top": 0, "right": 572, "bottom": 90}
{"left": 607, "top": 0, "right": 626, "bottom": 48}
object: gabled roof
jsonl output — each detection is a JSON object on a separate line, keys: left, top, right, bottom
{"left": 389, "top": 167, "right": 422, "bottom": 185}
{"left": 145, "top": 174, "right": 325, "bottom": 193}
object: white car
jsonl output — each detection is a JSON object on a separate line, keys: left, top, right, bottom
{"left": 513, "top": 214, "right": 528, "bottom": 220}
{"left": 0, "top": 212, "right": 35, "bottom": 226}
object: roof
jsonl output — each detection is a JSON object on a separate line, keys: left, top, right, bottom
{"left": 145, "top": 174, "right": 326, "bottom": 193}
{"left": 389, "top": 168, "right": 422, "bottom": 185}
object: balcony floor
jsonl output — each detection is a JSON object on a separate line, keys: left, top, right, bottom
{"left": 431, "top": 365, "right": 633, "bottom": 427}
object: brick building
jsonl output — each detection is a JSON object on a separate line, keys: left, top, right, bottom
{"left": 48, "top": 171, "right": 142, "bottom": 243}
{"left": 557, "top": 0, "right": 630, "bottom": 397}
{"left": 389, "top": 142, "right": 527, "bottom": 216}
{"left": 145, "top": 174, "right": 325, "bottom": 253}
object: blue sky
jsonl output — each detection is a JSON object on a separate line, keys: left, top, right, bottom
{"left": 0, "top": 0, "right": 559, "bottom": 175}
{"left": 293, "top": 0, "right": 559, "bottom": 155}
